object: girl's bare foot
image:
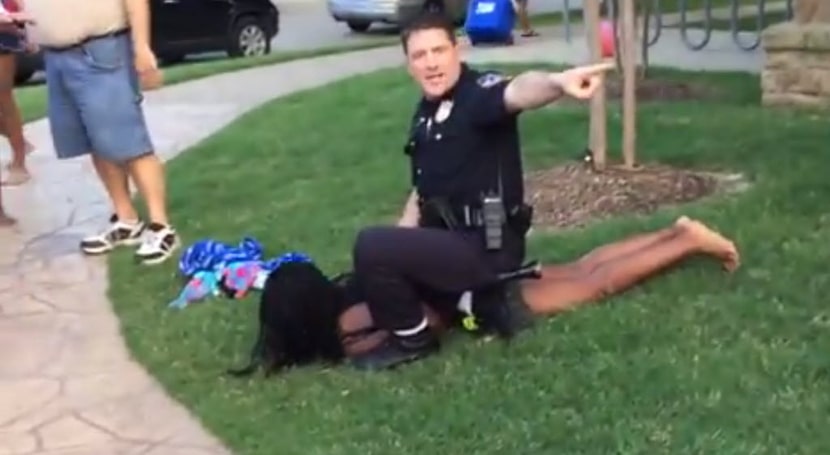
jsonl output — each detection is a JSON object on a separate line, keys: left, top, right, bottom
{"left": 681, "top": 219, "right": 740, "bottom": 272}
{"left": 0, "top": 212, "right": 17, "bottom": 227}
{"left": 675, "top": 215, "right": 692, "bottom": 228}
{"left": 1, "top": 164, "right": 31, "bottom": 186}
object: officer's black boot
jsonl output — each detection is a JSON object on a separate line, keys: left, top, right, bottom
{"left": 348, "top": 328, "right": 440, "bottom": 371}
{"left": 474, "top": 261, "right": 540, "bottom": 338}
{"left": 473, "top": 285, "right": 517, "bottom": 338}
{"left": 474, "top": 283, "right": 535, "bottom": 339}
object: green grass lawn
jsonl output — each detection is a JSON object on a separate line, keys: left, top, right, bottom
{"left": 13, "top": 40, "right": 396, "bottom": 123}
{"left": 109, "top": 64, "right": 830, "bottom": 455}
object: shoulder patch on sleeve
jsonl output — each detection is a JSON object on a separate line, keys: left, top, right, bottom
{"left": 477, "top": 72, "right": 508, "bottom": 88}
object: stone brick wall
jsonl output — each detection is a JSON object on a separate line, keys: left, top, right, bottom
{"left": 761, "top": 22, "right": 830, "bottom": 108}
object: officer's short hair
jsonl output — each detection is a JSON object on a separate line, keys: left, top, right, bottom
{"left": 400, "top": 12, "right": 457, "bottom": 54}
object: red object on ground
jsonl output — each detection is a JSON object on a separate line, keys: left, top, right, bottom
{"left": 600, "top": 20, "right": 615, "bottom": 58}
{"left": 2, "top": 0, "right": 20, "bottom": 12}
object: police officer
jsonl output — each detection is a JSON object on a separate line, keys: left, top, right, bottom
{"left": 349, "top": 13, "right": 613, "bottom": 370}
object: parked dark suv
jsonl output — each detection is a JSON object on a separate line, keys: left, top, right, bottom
{"left": 15, "top": 0, "right": 279, "bottom": 84}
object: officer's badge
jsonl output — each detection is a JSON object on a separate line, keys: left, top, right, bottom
{"left": 477, "top": 72, "right": 506, "bottom": 88}
{"left": 435, "top": 100, "right": 454, "bottom": 123}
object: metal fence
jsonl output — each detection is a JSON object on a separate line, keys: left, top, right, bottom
{"left": 559, "top": 0, "right": 794, "bottom": 52}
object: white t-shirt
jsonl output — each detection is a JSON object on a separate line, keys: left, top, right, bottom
{"left": 24, "top": 0, "right": 127, "bottom": 47}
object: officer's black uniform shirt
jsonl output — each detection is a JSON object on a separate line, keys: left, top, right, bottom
{"left": 404, "top": 63, "right": 524, "bottom": 210}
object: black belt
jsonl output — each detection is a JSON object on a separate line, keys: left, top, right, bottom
{"left": 419, "top": 198, "right": 530, "bottom": 230}
{"left": 418, "top": 198, "right": 478, "bottom": 229}
{"left": 42, "top": 28, "right": 129, "bottom": 52}
{"left": 443, "top": 203, "right": 487, "bottom": 228}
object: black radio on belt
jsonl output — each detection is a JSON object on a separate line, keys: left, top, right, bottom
{"left": 481, "top": 146, "right": 511, "bottom": 250}
{"left": 481, "top": 191, "right": 505, "bottom": 250}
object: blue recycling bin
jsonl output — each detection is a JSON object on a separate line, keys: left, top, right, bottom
{"left": 463, "top": 0, "right": 515, "bottom": 46}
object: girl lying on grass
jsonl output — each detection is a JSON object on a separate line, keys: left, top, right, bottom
{"left": 229, "top": 216, "right": 739, "bottom": 376}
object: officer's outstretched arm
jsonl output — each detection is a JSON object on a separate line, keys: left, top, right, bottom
{"left": 503, "top": 71, "right": 566, "bottom": 113}
{"left": 503, "top": 63, "right": 614, "bottom": 112}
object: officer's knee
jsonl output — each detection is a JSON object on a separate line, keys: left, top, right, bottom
{"left": 353, "top": 225, "right": 394, "bottom": 269}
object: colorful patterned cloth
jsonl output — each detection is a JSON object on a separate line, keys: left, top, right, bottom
{"left": 169, "top": 236, "right": 312, "bottom": 309}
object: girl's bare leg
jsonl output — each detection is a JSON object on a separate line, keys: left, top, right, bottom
{"left": 0, "top": 209, "right": 16, "bottom": 226}
{"left": 534, "top": 216, "right": 687, "bottom": 280}
{"left": 522, "top": 218, "right": 739, "bottom": 316}
{"left": 0, "top": 184, "right": 16, "bottom": 227}
{"left": 0, "top": 121, "right": 36, "bottom": 155}
{"left": 0, "top": 54, "right": 31, "bottom": 186}
{"left": 575, "top": 217, "right": 689, "bottom": 271}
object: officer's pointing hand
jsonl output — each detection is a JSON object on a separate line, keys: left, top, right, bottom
{"left": 0, "top": 11, "right": 35, "bottom": 24}
{"left": 552, "top": 62, "right": 615, "bottom": 100}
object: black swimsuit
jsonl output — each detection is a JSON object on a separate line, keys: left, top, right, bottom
{"left": 331, "top": 272, "right": 391, "bottom": 351}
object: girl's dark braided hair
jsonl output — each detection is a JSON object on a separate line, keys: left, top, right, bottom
{"left": 227, "top": 262, "right": 353, "bottom": 377}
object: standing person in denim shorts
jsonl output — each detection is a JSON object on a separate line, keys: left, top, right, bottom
{"left": 24, "top": 0, "right": 179, "bottom": 265}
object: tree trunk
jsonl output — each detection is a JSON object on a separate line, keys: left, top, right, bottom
{"left": 620, "top": 0, "right": 637, "bottom": 168}
{"left": 585, "top": 0, "right": 608, "bottom": 171}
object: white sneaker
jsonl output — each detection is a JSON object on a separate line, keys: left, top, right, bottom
{"left": 135, "top": 222, "right": 181, "bottom": 265}
{"left": 80, "top": 215, "right": 145, "bottom": 255}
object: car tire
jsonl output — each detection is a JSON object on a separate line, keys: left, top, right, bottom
{"left": 14, "top": 68, "right": 34, "bottom": 86}
{"left": 421, "top": 1, "right": 464, "bottom": 28}
{"left": 228, "top": 16, "right": 271, "bottom": 58}
{"left": 346, "top": 21, "right": 371, "bottom": 32}
{"left": 159, "top": 54, "right": 186, "bottom": 65}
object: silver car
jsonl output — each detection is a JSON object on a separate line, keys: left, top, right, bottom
{"left": 327, "top": 0, "right": 468, "bottom": 32}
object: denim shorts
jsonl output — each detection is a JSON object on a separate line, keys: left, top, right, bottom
{"left": 44, "top": 32, "right": 154, "bottom": 163}
{"left": 0, "top": 31, "right": 23, "bottom": 54}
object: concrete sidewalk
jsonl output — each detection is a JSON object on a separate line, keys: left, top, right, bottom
{"left": 0, "top": 32, "right": 762, "bottom": 455}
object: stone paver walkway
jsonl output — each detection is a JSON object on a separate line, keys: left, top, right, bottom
{"left": 0, "top": 46, "right": 405, "bottom": 455}
{"left": 0, "top": 33, "right": 763, "bottom": 455}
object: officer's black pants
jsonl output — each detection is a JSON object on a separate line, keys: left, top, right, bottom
{"left": 352, "top": 225, "right": 525, "bottom": 332}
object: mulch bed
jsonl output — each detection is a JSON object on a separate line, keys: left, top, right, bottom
{"left": 526, "top": 77, "right": 730, "bottom": 229}
{"left": 602, "top": 76, "right": 716, "bottom": 102}
{"left": 525, "top": 160, "right": 744, "bottom": 230}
